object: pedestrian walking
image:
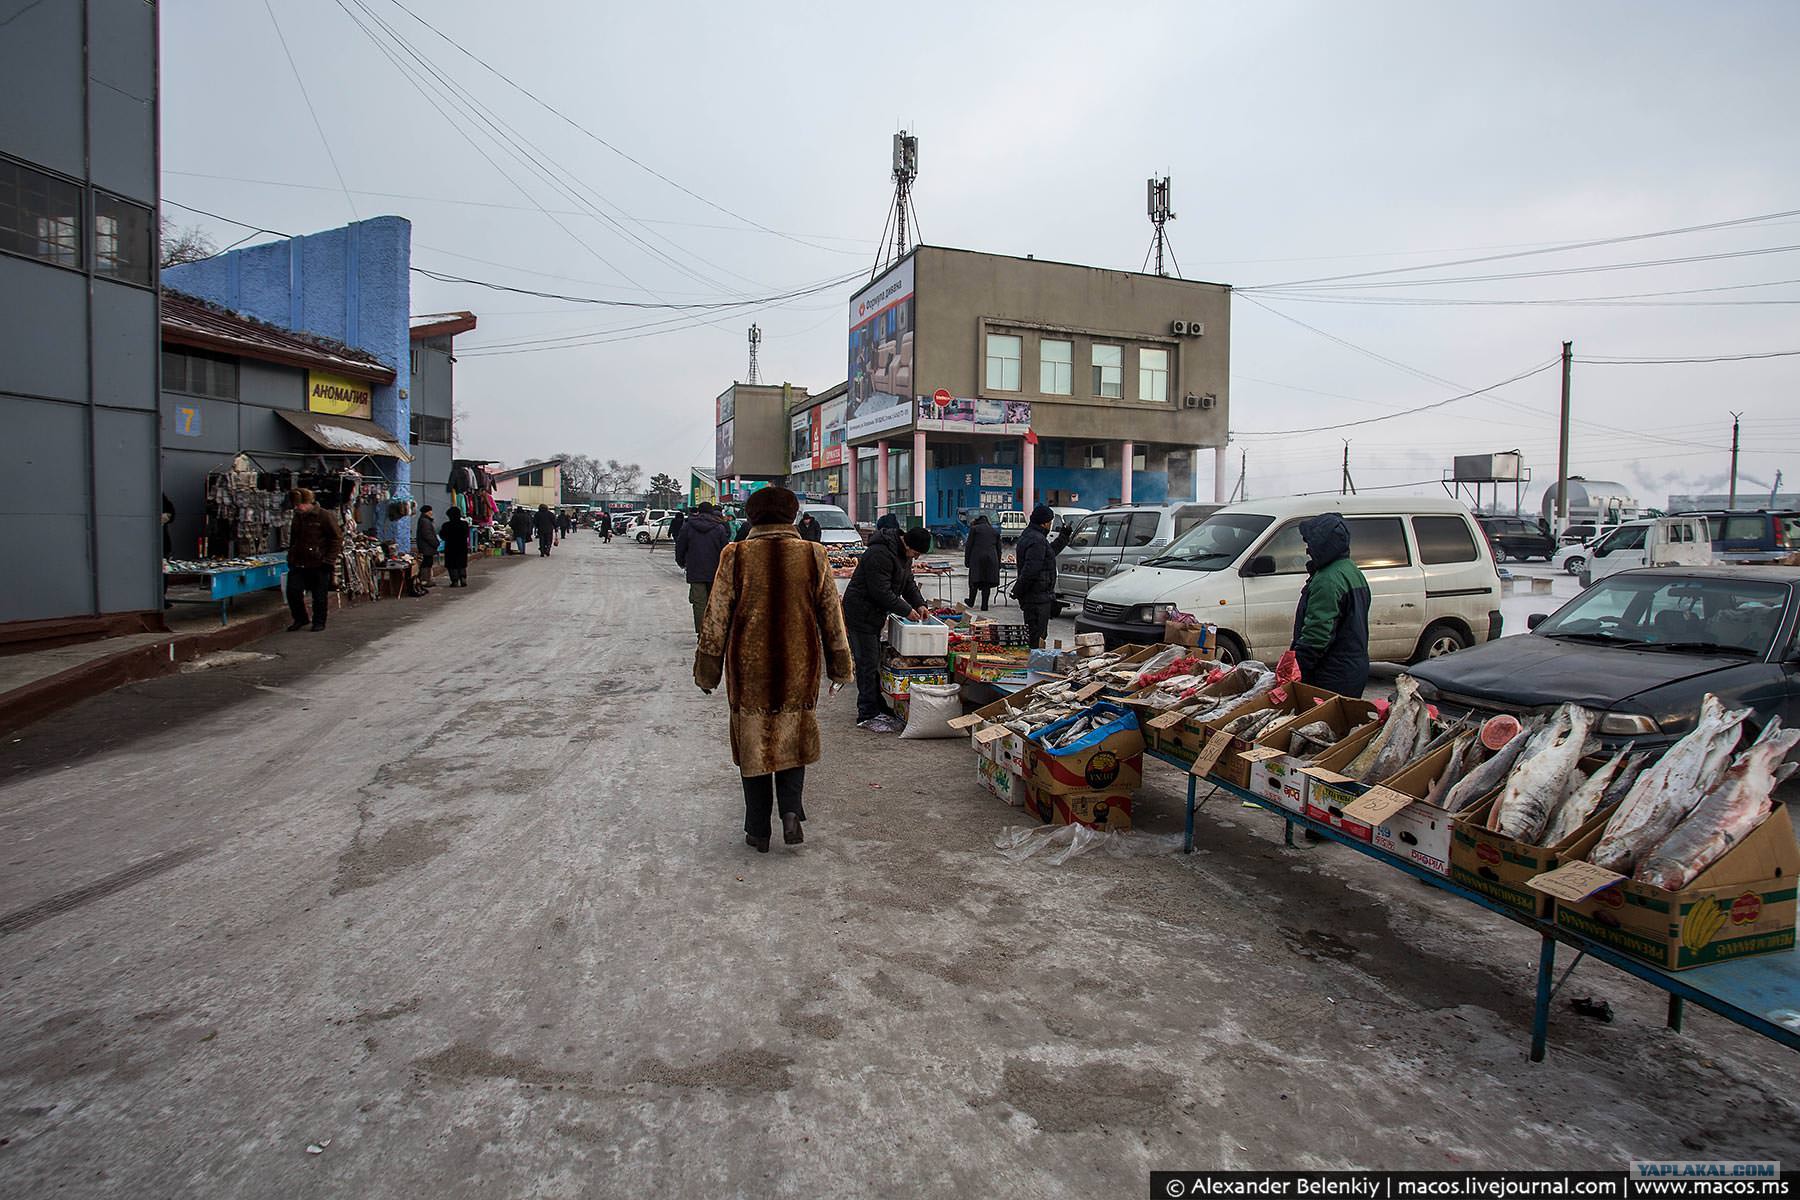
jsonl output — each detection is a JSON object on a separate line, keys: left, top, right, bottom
{"left": 1280, "top": 513, "right": 1373, "bottom": 698}
{"left": 285, "top": 488, "right": 342, "bottom": 632}
{"left": 416, "top": 505, "right": 438, "bottom": 588}
{"left": 601, "top": 514, "right": 613, "bottom": 543}
{"left": 1014, "top": 505, "right": 1072, "bottom": 648}
{"left": 841, "top": 516, "right": 931, "bottom": 731}
{"left": 797, "top": 511, "right": 822, "bottom": 543}
{"left": 669, "top": 509, "right": 687, "bottom": 547}
{"left": 963, "top": 513, "right": 1000, "bottom": 610}
{"left": 534, "top": 504, "right": 557, "bottom": 557}
{"left": 440, "top": 506, "right": 471, "bottom": 587}
{"left": 674, "top": 501, "right": 731, "bottom": 635}
{"left": 508, "top": 505, "right": 533, "bottom": 555}
{"left": 694, "top": 487, "right": 853, "bottom": 853}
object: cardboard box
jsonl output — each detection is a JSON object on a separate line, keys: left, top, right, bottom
{"left": 1136, "top": 666, "right": 1261, "bottom": 764}
{"left": 1298, "top": 721, "right": 1387, "bottom": 842}
{"left": 1026, "top": 702, "right": 1146, "bottom": 798}
{"left": 881, "top": 665, "right": 950, "bottom": 698}
{"left": 1161, "top": 621, "right": 1220, "bottom": 653}
{"left": 1023, "top": 781, "right": 1133, "bottom": 832}
{"left": 1530, "top": 804, "right": 1798, "bottom": 970}
{"left": 1245, "top": 694, "right": 1380, "bottom": 815}
{"left": 1189, "top": 681, "right": 1337, "bottom": 791}
{"left": 1447, "top": 754, "right": 1624, "bottom": 917}
{"left": 1352, "top": 740, "right": 1469, "bottom": 877}
{"left": 976, "top": 755, "right": 1025, "bottom": 807}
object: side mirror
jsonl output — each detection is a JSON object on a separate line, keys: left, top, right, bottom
{"left": 1527, "top": 613, "right": 1548, "bottom": 631}
{"left": 1243, "top": 554, "right": 1277, "bottom": 578}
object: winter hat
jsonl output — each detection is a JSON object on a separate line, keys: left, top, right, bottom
{"left": 1029, "top": 504, "right": 1055, "bottom": 526}
{"left": 746, "top": 486, "right": 800, "bottom": 526}
{"left": 875, "top": 513, "right": 901, "bottom": 532}
{"left": 696, "top": 501, "right": 715, "bottom": 514}
{"left": 903, "top": 527, "right": 933, "bottom": 553}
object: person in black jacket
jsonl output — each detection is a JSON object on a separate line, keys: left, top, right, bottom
{"left": 797, "top": 512, "right": 823, "bottom": 543}
{"left": 963, "top": 514, "right": 1001, "bottom": 610}
{"left": 440, "top": 506, "right": 472, "bottom": 587}
{"left": 674, "top": 502, "right": 731, "bottom": 635}
{"left": 415, "top": 506, "right": 438, "bottom": 587}
{"left": 841, "top": 523, "right": 931, "bottom": 730}
{"left": 508, "top": 505, "right": 533, "bottom": 555}
{"left": 1014, "top": 504, "right": 1072, "bottom": 648}
{"left": 534, "top": 504, "right": 557, "bottom": 556}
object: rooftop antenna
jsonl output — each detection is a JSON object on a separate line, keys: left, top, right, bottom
{"left": 873, "top": 131, "right": 920, "bottom": 278}
{"left": 1145, "top": 176, "right": 1177, "bottom": 277}
{"left": 746, "top": 324, "right": 762, "bottom": 385}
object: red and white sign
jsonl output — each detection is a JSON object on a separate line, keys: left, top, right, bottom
{"left": 932, "top": 388, "right": 952, "bottom": 408}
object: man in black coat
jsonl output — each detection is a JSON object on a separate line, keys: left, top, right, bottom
{"left": 797, "top": 512, "right": 823, "bottom": 543}
{"left": 1014, "top": 504, "right": 1072, "bottom": 648}
{"left": 534, "top": 504, "right": 557, "bottom": 556}
{"left": 508, "top": 505, "right": 533, "bottom": 555}
{"left": 963, "top": 514, "right": 1001, "bottom": 610}
{"left": 674, "top": 502, "right": 731, "bottom": 635}
{"left": 415, "top": 505, "right": 438, "bottom": 587}
{"left": 440, "top": 506, "right": 472, "bottom": 587}
{"left": 841, "top": 522, "right": 931, "bottom": 730}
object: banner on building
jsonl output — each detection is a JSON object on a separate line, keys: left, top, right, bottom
{"left": 979, "top": 467, "right": 1014, "bottom": 487}
{"left": 846, "top": 259, "right": 915, "bottom": 440}
{"left": 789, "top": 412, "right": 812, "bottom": 473}
{"left": 716, "top": 387, "right": 736, "bottom": 427}
{"left": 915, "top": 395, "right": 1032, "bottom": 435}
{"left": 821, "top": 397, "right": 847, "bottom": 466}
{"left": 307, "top": 371, "right": 373, "bottom": 419}
{"left": 717, "top": 419, "right": 735, "bottom": 476}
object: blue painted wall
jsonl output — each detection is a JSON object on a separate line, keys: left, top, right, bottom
{"left": 165, "top": 217, "right": 415, "bottom": 547}
{"left": 924, "top": 465, "right": 1167, "bottom": 525}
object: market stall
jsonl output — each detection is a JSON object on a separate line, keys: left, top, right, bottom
{"left": 163, "top": 554, "right": 288, "bottom": 625}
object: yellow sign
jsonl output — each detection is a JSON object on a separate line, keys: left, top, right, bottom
{"left": 307, "top": 371, "right": 373, "bottom": 419}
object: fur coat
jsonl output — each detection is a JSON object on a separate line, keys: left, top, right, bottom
{"left": 695, "top": 526, "right": 855, "bottom": 777}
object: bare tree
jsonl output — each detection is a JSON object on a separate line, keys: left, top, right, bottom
{"left": 160, "top": 219, "right": 217, "bottom": 268}
{"left": 452, "top": 405, "right": 471, "bottom": 452}
{"left": 558, "top": 453, "right": 602, "bottom": 497}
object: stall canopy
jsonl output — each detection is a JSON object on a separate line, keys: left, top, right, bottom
{"left": 277, "top": 410, "right": 413, "bottom": 462}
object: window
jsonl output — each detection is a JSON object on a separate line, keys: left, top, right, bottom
{"left": 0, "top": 156, "right": 81, "bottom": 269}
{"left": 1721, "top": 514, "right": 1766, "bottom": 543}
{"left": 1125, "top": 512, "right": 1161, "bottom": 547}
{"left": 1067, "top": 515, "right": 1103, "bottom": 549}
{"left": 1039, "top": 440, "right": 1064, "bottom": 468}
{"left": 1139, "top": 347, "right": 1169, "bottom": 402}
{"left": 1156, "top": 513, "right": 1276, "bottom": 571}
{"left": 1172, "top": 507, "right": 1212, "bottom": 538}
{"left": 1258, "top": 523, "right": 1312, "bottom": 575}
{"left": 162, "top": 348, "right": 239, "bottom": 399}
{"left": 1538, "top": 575, "right": 1788, "bottom": 655}
{"left": 1345, "top": 517, "right": 1411, "bottom": 568}
{"left": 1096, "top": 514, "right": 1130, "bottom": 548}
{"left": 1413, "top": 515, "right": 1479, "bottom": 564}
{"left": 410, "top": 414, "right": 451, "bottom": 446}
{"left": 1081, "top": 444, "right": 1106, "bottom": 470}
{"left": 1594, "top": 525, "right": 1647, "bottom": 557}
{"left": 985, "top": 333, "right": 1022, "bottom": 391}
{"left": 1092, "top": 344, "right": 1122, "bottom": 398}
{"left": 1040, "top": 339, "right": 1072, "bottom": 395}
{"left": 94, "top": 192, "right": 153, "bottom": 286}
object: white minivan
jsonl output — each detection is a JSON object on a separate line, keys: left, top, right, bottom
{"left": 798, "top": 503, "right": 862, "bottom": 546}
{"left": 1074, "top": 496, "right": 1503, "bottom": 665}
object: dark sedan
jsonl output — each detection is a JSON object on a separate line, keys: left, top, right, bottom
{"left": 1409, "top": 566, "right": 1800, "bottom": 748}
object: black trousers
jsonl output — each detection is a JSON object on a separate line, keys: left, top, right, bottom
{"left": 966, "top": 585, "right": 992, "bottom": 610}
{"left": 538, "top": 533, "right": 552, "bottom": 556}
{"left": 1022, "top": 601, "right": 1055, "bottom": 648}
{"left": 742, "top": 767, "right": 805, "bottom": 838}
{"left": 419, "top": 552, "right": 436, "bottom": 582}
{"left": 848, "top": 627, "right": 885, "bottom": 722}
{"left": 286, "top": 565, "right": 331, "bottom": 626}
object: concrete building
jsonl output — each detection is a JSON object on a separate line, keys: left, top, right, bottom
{"left": 164, "top": 217, "right": 418, "bottom": 548}
{"left": 493, "top": 460, "right": 565, "bottom": 510}
{"left": 784, "top": 382, "right": 853, "bottom": 506}
{"left": 408, "top": 311, "right": 478, "bottom": 519}
{"left": 716, "top": 382, "right": 808, "bottom": 496}
{"left": 1, "top": 0, "right": 162, "bottom": 630}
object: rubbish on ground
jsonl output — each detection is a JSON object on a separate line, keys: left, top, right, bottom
{"left": 993, "top": 823, "right": 1182, "bottom": 865}
{"left": 1569, "top": 996, "right": 1614, "bottom": 1023}
{"left": 305, "top": 1140, "right": 331, "bottom": 1155}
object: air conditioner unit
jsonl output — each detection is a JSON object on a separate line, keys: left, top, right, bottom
{"left": 1170, "top": 320, "right": 1189, "bottom": 336}
{"left": 1181, "top": 393, "right": 1201, "bottom": 410}
{"left": 1198, "top": 393, "right": 1218, "bottom": 410}
{"left": 1187, "top": 321, "right": 1205, "bottom": 337}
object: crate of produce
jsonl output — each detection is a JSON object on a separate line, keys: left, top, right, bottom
{"left": 886, "top": 613, "right": 950, "bottom": 657}
{"left": 1025, "top": 702, "right": 1145, "bottom": 798}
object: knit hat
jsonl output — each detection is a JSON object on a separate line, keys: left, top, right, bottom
{"left": 875, "top": 513, "right": 901, "bottom": 532}
{"left": 745, "top": 486, "right": 800, "bottom": 526}
{"left": 696, "top": 501, "right": 715, "bottom": 514}
{"left": 1030, "top": 504, "right": 1055, "bottom": 526}
{"left": 903, "top": 527, "right": 933, "bottom": 553}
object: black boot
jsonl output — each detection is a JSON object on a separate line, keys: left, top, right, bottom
{"left": 782, "top": 813, "right": 804, "bottom": 845}
{"left": 746, "top": 834, "right": 770, "bottom": 853}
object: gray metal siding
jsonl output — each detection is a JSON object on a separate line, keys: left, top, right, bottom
{"left": 92, "top": 281, "right": 157, "bottom": 408}
{"left": 239, "top": 359, "right": 305, "bottom": 409}
{"left": 0, "top": 0, "right": 84, "bottom": 178}
{"left": 0, "top": 257, "right": 88, "bottom": 401}
{"left": 0, "top": 394, "right": 95, "bottom": 621}
{"left": 86, "top": 0, "right": 157, "bottom": 201}
{"left": 93, "top": 407, "right": 159, "bottom": 612}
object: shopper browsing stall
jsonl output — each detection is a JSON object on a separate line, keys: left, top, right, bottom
{"left": 1014, "top": 505, "right": 1072, "bottom": 648}
{"left": 841, "top": 517, "right": 931, "bottom": 731}
{"left": 285, "top": 488, "right": 342, "bottom": 632}
{"left": 963, "top": 514, "right": 1001, "bottom": 611}
{"left": 416, "top": 506, "right": 438, "bottom": 588}
{"left": 1283, "top": 512, "right": 1372, "bottom": 697}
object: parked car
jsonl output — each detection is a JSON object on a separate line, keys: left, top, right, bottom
{"left": 1559, "top": 523, "right": 1598, "bottom": 546}
{"left": 612, "top": 511, "right": 644, "bottom": 534}
{"left": 1049, "top": 505, "right": 1092, "bottom": 527}
{"left": 1055, "top": 503, "right": 1220, "bottom": 601}
{"left": 1410, "top": 566, "right": 1800, "bottom": 750}
{"left": 998, "top": 510, "right": 1028, "bottom": 543}
{"left": 1074, "top": 496, "right": 1501, "bottom": 664}
{"left": 1552, "top": 516, "right": 1711, "bottom": 580}
{"left": 1477, "top": 515, "right": 1555, "bottom": 563}
{"left": 634, "top": 516, "right": 674, "bottom": 544}
{"left": 798, "top": 503, "right": 861, "bottom": 546}
{"left": 1671, "top": 509, "right": 1800, "bottom": 561}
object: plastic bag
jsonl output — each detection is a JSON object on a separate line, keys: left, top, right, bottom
{"left": 899, "top": 683, "right": 964, "bottom": 739}
{"left": 993, "top": 823, "right": 1184, "bottom": 864}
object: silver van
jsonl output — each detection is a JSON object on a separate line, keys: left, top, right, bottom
{"left": 1054, "top": 503, "right": 1220, "bottom": 600}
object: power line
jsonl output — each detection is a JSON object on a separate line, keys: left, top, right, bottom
{"left": 1230, "top": 361, "right": 1561, "bottom": 436}
{"left": 1241, "top": 277, "right": 1800, "bottom": 307}
{"left": 261, "top": 0, "right": 358, "bottom": 222}
{"left": 1575, "top": 349, "right": 1800, "bottom": 364}
{"left": 1247, "top": 242, "right": 1800, "bottom": 293}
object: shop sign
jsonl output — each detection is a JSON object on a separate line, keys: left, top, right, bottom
{"left": 916, "top": 395, "right": 1032, "bottom": 435}
{"left": 307, "top": 371, "right": 373, "bottom": 419}
{"left": 846, "top": 258, "right": 915, "bottom": 440}
{"left": 979, "top": 467, "right": 1013, "bottom": 487}
{"left": 821, "top": 397, "right": 847, "bottom": 466}
{"left": 717, "top": 419, "right": 735, "bottom": 476}
{"left": 174, "top": 404, "right": 202, "bottom": 437}
{"left": 790, "top": 411, "right": 812, "bottom": 474}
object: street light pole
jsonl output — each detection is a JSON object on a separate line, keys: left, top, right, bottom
{"left": 1555, "top": 341, "right": 1573, "bottom": 534}
{"left": 1728, "top": 411, "right": 1742, "bottom": 508}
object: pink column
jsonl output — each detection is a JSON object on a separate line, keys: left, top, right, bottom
{"left": 1022, "top": 437, "right": 1036, "bottom": 510}
{"left": 845, "top": 450, "right": 858, "bottom": 523}
{"left": 1120, "top": 440, "right": 1134, "bottom": 505}
{"left": 876, "top": 438, "right": 890, "bottom": 515}
{"left": 912, "top": 430, "right": 927, "bottom": 521}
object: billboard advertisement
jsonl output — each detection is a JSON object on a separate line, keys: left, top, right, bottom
{"left": 716, "top": 419, "right": 735, "bottom": 476}
{"left": 789, "top": 412, "right": 812, "bottom": 473}
{"left": 716, "top": 387, "right": 735, "bottom": 427}
{"left": 821, "top": 397, "right": 847, "bottom": 466}
{"left": 846, "top": 258, "right": 915, "bottom": 440}
{"left": 915, "top": 396, "right": 1032, "bottom": 435}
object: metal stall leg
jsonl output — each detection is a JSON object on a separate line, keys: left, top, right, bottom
{"left": 1531, "top": 933, "right": 1556, "bottom": 1063}
{"left": 1183, "top": 774, "right": 1197, "bottom": 854}
{"left": 1284, "top": 820, "right": 1295, "bottom": 848}
{"left": 1666, "top": 994, "right": 1685, "bottom": 1033}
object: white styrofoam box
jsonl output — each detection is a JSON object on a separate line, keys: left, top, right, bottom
{"left": 887, "top": 614, "right": 950, "bottom": 657}
{"left": 1372, "top": 803, "right": 1453, "bottom": 876}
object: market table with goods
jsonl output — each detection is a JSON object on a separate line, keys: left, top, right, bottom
{"left": 163, "top": 554, "right": 289, "bottom": 625}
{"left": 881, "top": 609, "right": 1800, "bottom": 1062}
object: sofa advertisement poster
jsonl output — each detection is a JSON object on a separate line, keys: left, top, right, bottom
{"left": 846, "top": 259, "right": 915, "bottom": 440}
{"left": 915, "top": 395, "right": 1032, "bottom": 435}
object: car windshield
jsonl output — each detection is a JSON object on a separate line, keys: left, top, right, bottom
{"left": 1535, "top": 575, "right": 1790, "bottom": 656}
{"left": 1144, "top": 513, "right": 1275, "bottom": 570}
{"left": 806, "top": 508, "right": 853, "bottom": 530}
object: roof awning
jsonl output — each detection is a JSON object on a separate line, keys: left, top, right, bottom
{"left": 277, "top": 410, "right": 413, "bottom": 462}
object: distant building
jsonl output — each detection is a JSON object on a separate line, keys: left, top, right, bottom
{"left": 408, "top": 312, "right": 478, "bottom": 520}
{"left": 493, "top": 460, "right": 564, "bottom": 509}
{"left": 1667, "top": 492, "right": 1800, "bottom": 512}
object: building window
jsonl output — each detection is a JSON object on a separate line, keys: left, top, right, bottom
{"left": 0, "top": 156, "right": 82, "bottom": 270}
{"left": 410, "top": 414, "right": 451, "bottom": 446}
{"left": 1039, "top": 439, "right": 1064, "bottom": 468}
{"left": 94, "top": 192, "right": 153, "bottom": 286}
{"left": 1081, "top": 444, "right": 1106, "bottom": 470}
{"left": 162, "top": 348, "right": 239, "bottom": 400}
{"left": 985, "top": 333, "right": 1022, "bottom": 392}
{"left": 1040, "top": 338, "right": 1072, "bottom": 395}
{"left": 1139, "top": 347, "right": 1169, "bottom": 403}
{"left": 1092, "top": 344, "right": 1122, "bottom": 398}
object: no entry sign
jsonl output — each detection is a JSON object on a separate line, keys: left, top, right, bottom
{"left": 932, "top": 388, "right": 952, "bottom": 408}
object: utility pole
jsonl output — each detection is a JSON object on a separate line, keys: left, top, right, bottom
{"left": 1728, "top": 411, "right": 1742, "bottom": 508}
{"left": 1340, "top": 441, "right": 1356, "bottom": 496}
{"left": 1233, "top": 449, "right": 1247, "bottom": 503}
{"left": 1555, "top": 340, "right": 1573, "bottom": 534}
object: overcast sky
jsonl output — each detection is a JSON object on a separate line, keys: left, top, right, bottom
{"left": 160, "top": 0, "right": 1800, "bottom": 509}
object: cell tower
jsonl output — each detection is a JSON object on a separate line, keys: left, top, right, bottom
{"left": 746, "top": 324, "right": 762, "bottom": 384}
{"left": 873, "top": 131, "right": 921, "bottom": 277}
{"left": 1145, "top": 176, "right": 1178, "bottom": 277}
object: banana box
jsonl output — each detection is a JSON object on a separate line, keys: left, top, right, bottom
{"left": 1530, "top": 803, "right": 1798, "bottom": 970}
{"left": 975, "top": 756, "right": 1025, "bottom": 807}
{"left": 1026, "top": 702, "right": 1145, "bottom": 798}
{"left": 1297, "top": 721, "right": 1388, "bottom": 842}
{"left": 1022, "top": 781, "right": 1133, "bottom": 832}
{"left": 1346, "top": 734, "right": 1489, "bottom": 877}
{"left": 1134, "top": 665, "right": 1262, "bottom": 764}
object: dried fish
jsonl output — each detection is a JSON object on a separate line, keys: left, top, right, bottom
{"left": 1490, "top": 705, "right": 1597, "bottom": 843}
{"left": 1542, "top": 747, "right": 1629, "bottom": 847}
{"left": 1349, "top": 676, "right": 1427, "bottom": 783}
{"left": 1442, "top": 717, "right": 1544, "bottom": 813}
{"left": 1288, "top": 719, "right": 1338, "bottom": 761}
{"left": 1635, "top": 720, "right": 1800, "bottom": 890}
{"left": 1589, "top": 695, "right": 1750, "bottom": 874}
{"left": 1422, "top": 733, "right": 1481, "bottom": 808}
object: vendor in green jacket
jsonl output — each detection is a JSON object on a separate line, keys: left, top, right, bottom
{"left": 1284, "top": 513, "right": 1372, "bottom": 697}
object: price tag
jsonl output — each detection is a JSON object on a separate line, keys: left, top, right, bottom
{"left": 947, "top": 713, "right": 984, "bottom": 731}
{"left": 974, "top": 725, "right": 1011, "bottom": 746}
{"left": 1239, "top": 746, "right": 1288, "bottom": 764}
{"left": 1148, "top": 710, "right": 1188, "bottom": 731}
{"left": 1190, "top": 729, "right": 1235, "bottom": 778}
{"left": 1528, "top": 860, "right": 1626, "bottom": 902}
{"left": 1298, "top": 766, "right": 1353, "bottom": 785}
{"left": 1343, "top": 785, "right": 1416, "bottom": 825}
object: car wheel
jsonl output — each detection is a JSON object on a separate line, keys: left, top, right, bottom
{"left": 1563, "top": 554, "right": 1586, "bottom": 576}
{"left": 1414, "top": 620, "right": 1472, "bottom": 662}
{"left": 1212, "top": 631, "right": 1246, "bottom": 667}
{"left": 1493, "top": 547, "right": 1509, "bottom": 564}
